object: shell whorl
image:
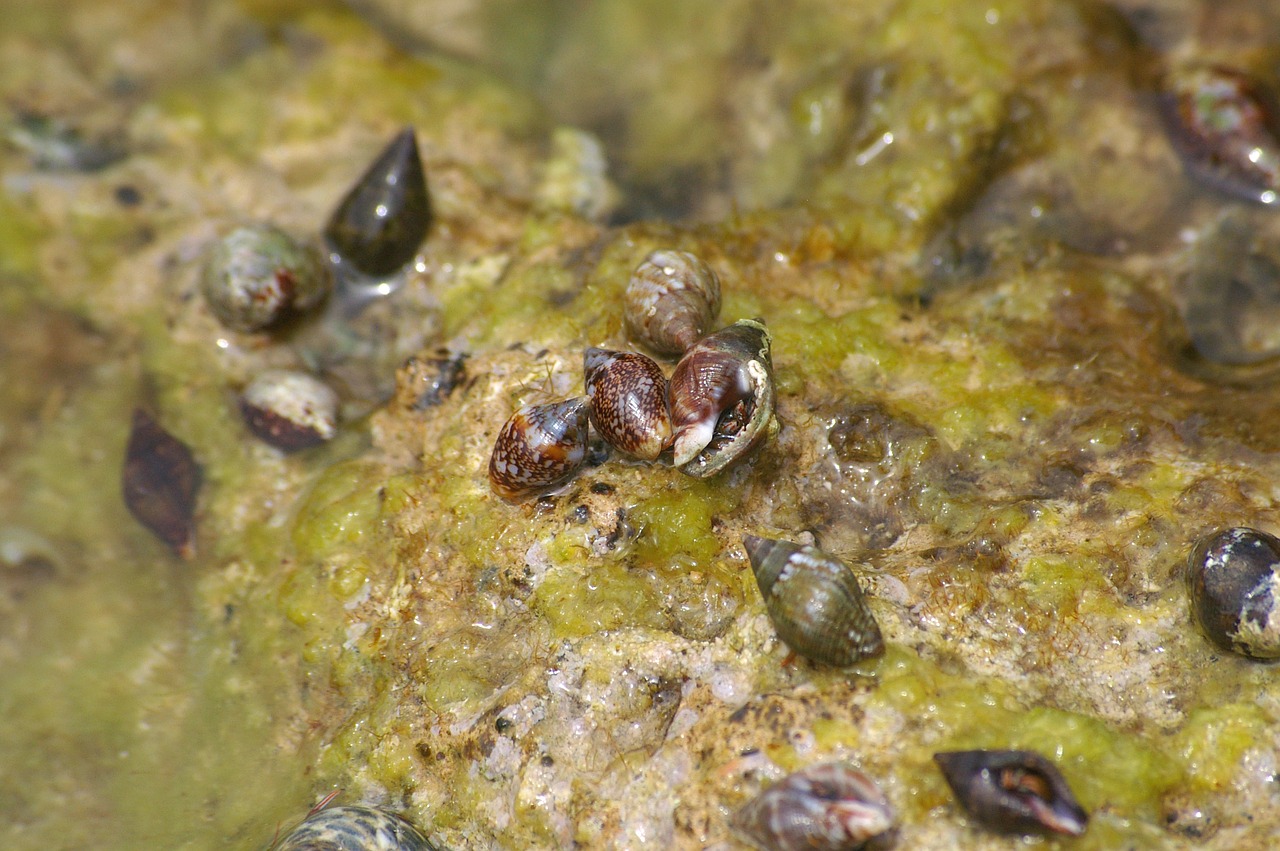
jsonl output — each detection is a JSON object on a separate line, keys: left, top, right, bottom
{"left": 668, "top": 319, "right": 775, "bottom": 477}
{"left": 583, "top": 347, "right": 672, "bottom": 460}
{"left": 744, "top": 535, "right": 884, "bottom": 667}
{"left": 488, "top": 397, "right": 590, "bottom": 500}
{"left": 624, "top": 249, "right": 722, "bottom": 357}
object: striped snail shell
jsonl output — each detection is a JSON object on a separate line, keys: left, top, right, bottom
{"left": 488, "top": 397, "right": 590, "bottom": 501}
{"left": 583, "top": 347, "right": 672, "bottom": 460}
{"left": 743, "top": 536, "right": 884, "bottom": 667}
{"left": 733, "top": 762, "right": 895, "bottom": 851}
{"left": 624, "top": 249, "right": 722, "bottom": 357}
{"left": 275, "top": 804, "right": 440, "bottom": 851}
{"left": 668, "top": 319, "right": 775, "bottom": 478}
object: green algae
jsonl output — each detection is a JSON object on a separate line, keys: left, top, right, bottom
{"left": 1173, "top": 704, "right": 1272, "bottom": 793}
{"left": 628, "top": 479, "right": 739, "bottom": 571}
{"left": 533, "top": 561, "right": 668, "bottom": 640}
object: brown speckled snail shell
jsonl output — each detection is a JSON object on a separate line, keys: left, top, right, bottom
{"left": 743, "top": 536, "right": 884, "bottom": 667}
{"left": 668, "top": 319, "right": 775, "bottom": 478}
{"left": 583, "top": 347, "right": 672, "bottom": 460}
{"left": 275, "top": 804, "right": 440, "bottom": 851}
{"left": 933, "top": 750, "right": 1088, "bottom": 837}
{"left": 624, "top": 249, "right": 722, "bottom": 357}
{"left": 488, "top": 397, "right": 590, "bottom": 501}
{"left": 732, "top": 762, "right": 895, "bottom": 851}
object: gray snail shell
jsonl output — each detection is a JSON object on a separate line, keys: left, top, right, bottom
{"left": 201, "top": 224, "right": 329, "bottom": 333}
{"left": 668, "top": 319, "right": 775, "bottom": 478}
{"left": 743, "top": 536, "right": 884, "bottom": 667}
{"left": 624, "top": 249, "right": 722, "bottom": 357}
{"left": 488, "top": 397, "right": 590, "bottom": 501}
{"left": 933, "top": 750, "right": 1088, "bottom": 837}
{"left": 583, "top": 347, "right": 672, "bottom": 460}
{"left": 274, "top": 805, "right": 440, "bottom": 851}
{"left": 732, "top": 762, "right": 895, "bottom": 851}
{"left": 1186, "top": 526, "right": 1280, "bottom": 660}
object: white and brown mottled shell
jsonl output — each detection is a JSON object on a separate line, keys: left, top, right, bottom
{"left": 488, "top": 397, "right": 590, "bottom": 501}
{"left": 583, "top": 347, "right": 672, "bottom": 460}
{"left": 624, "top": 249, "right": 722, "bottom": 357}
{"left": 668, "top": 319, "right": 775, "bottom": 477}
{"left": 743, "top": 535, "right": 884, "bottom": 667}
{"left": 733, "top": 762, "right": 895, "bottom": 851}
{"left": 275, "top": 804, "right": 439, "bottom": 851}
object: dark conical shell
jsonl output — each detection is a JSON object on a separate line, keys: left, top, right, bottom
{"left": 488, "top": 398, "right": 590, "bottom": 501}
{"left": 933, "top": 749, "right": 1088, "bottom": 837}
{"left": 743, "top": 536, "right": 883, "bottom": 667}
{"left": 668, "top": 319, "right": 775, "bottom": 478}
{"left": 122, "top": 408, "right": 202, "bottom": 560}
{"left": 276, "top": 805, "right": 439, "bottom": 851}
{"left": 583, "top": 347, "right": 672, "bottom": 460}
{"left": 324, "top": 127, "right": 431, "bottom": 277}
{"left": 733, "top": 762, "right": 895, "bottom": 851}
{"left": 624, "top": 249, "right": 721, "bottom": 356}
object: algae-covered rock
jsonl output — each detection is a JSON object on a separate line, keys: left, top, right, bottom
{"left": 6, "top": 0, "right": 1280, "bottom": 849}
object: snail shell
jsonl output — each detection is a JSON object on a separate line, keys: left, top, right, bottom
{"left": 1186, "top": 526, "right": 1280, "bottom": 660}
{"left": 743, "top": 536, "right": 883, "bottom": 667}
{"left": 275, "top": 804, "right": 439, "bottom": 851}
{"left": 933, "top": 749, "right": 1088, "bottom": 837}
{"left": 732, "top": 762, "right": 895, "bottom": 851}
{"left": 583, "top": 347, "right": 672, "bottom": 460}
{"left": 624, "top": 249, "right": 722, "bottom": 356}
{"left": 488, "top": 397, "right": 590, "bottom": 501}
{"left": 668, "top": 319, "right": 775, "bottom": 478}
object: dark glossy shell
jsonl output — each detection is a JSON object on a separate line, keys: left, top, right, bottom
{"left": 934, "top": 749, "right": 1088, "bottom": 837}
{"left": 122, "top": 408, "right": 201, "bottom": 560}
{"left": 668, "top": 319, "right": 775, "bottom": 478}
{"left": 583, "top": 347, "right": 672, "bottom": 460}
{"left": 1160, "top": 65, "right": 1280, "bottom": 206}
{"left": 743, "top": 536, "right": 883, "bottom": 667}
{"left": 324, "top": 127, "right": 431, "bottom": 277}
{"left": 201, "top": 224, "right": 329, "bottom": 332}
{"left": 624, "top": 249, "right": 722, "bottom": 356}
{"left": 488, "top": 397, "right": 590, "bottom": 501}
{"left": 240, "top": 370, "right": 339, "bottom": 452}
{"left": 1187, "top": 527, "right": 1280, "bottom": 660}
{"left": 275, "top": 805, "right": 439, "bottom": 851}
{"left": 732, "top": 762, "right": 895, "bottom": 851}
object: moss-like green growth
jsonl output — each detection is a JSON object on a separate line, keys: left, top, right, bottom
{"left": 533, "top": 561, "right": 668, "bottom": 639}
{"left": 628, "top": 478, "right": 740, "bottom": 571}
{"left": 1173, "top": 704, "right": 1271, "bottom": 792}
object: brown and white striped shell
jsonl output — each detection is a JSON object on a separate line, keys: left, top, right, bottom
{"left": 668, "top": 319, "right": 775, "bottom": 478}
{"left": 743, "top": 535, "right": 884, "bottom": 667}
{"left": 733, "top": 762, "right": 895, "bottom": 851}
{"left": 583, "top": 347, "right": 672, "bottom": 460}
{"left": 624, "top": 249, "right": 722, "bottom": 357}
{"left": 488, "top": 397, "right": 590, "bottom": 501}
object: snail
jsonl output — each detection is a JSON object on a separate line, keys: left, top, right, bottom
{"left": 1186, "top": 526, "right": 1280, "bottom": 660}
{"left": 583, "top": 347, "right": 672, "bottom": 460}
{"left": 732, "top": 762, "right": 895, "bottom": 851}
{"left": 743, "top": 536, "right": 884, "bottom": 667}
{"left": 933, "top": 749, "right": 1088, "bottom": 837}
{"left": 668, "top": 319, "right": 776, "bottom": 478}
{"left": 274, "top": 804, "right": 440, "bottom": 851}
{"left": 201, "top": 224, "right": 329, "bottom": 333}
{"left": 624, "top": 249, "right": 722, "bottom": 357}
{"left": 488, "top": 397, "right": 590, "bottom": 500}
{"left": 240, "top": 369, "right": 339, "bottom": 452}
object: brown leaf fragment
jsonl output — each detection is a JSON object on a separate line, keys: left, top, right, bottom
{"left": 122, "top": 408, "right": 201, "bottom": 559}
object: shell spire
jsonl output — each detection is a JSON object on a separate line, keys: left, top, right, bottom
{"left": 624, "top": 249, "right": 722, "bottom": 356}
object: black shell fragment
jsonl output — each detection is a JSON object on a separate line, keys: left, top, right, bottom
{"left": 324, "top": 127, "right": 431, "bottom": 278}
{"left": 933, "top": 749, "right": 1088, "bottom": 837}
{"left": 121, "top": 408, "right": 201, "bottom": 559}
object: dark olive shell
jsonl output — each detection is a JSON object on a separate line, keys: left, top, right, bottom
{"left": 488, "top": 397, "right": 590, "bottom": 501}
{"left": 934, "top": 749, "right": 1088, "bottom": 837}
{"left": 624, "top": 249, "right": 721, "bottom": 356}
{"left": 668, "top": 319, "right": 775, "bottom": 478}
{"left": 733, "top": 762, "right": 895, "bottom": 851}
{"left": 1160, "top": 64, "right": 1280, "bottom": 206}
{"left": 275, "top": 804, "right": 439, "bottom": 851}
{"left": 583, "top": 347, "right": 672, "bottom": 460}
{"left": 1187, "top": 527, "right": 1280, "bottom": 660}
{"left": 743, "top": 536, "right": 884, "bottom": 667}
{"left": 324, "top": 127, "right": 431, "bottom": 277}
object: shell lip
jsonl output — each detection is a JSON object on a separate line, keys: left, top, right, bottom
{"left": 933, "top": 749, "right": 1088, "bottom": 838}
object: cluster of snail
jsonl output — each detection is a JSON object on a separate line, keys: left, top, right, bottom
{"left": 488, "top": 249, "right": 777, "bottom": 500}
